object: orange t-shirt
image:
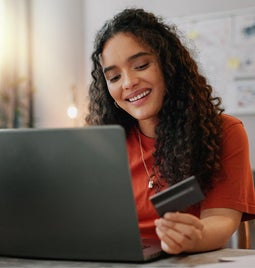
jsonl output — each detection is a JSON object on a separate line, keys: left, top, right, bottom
{"left": 126, "top": 114, "right": 255, "bottom": 239}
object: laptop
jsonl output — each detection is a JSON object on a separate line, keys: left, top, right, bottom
{"left": 0, "top": 125, "right": 162, "bottom": 262}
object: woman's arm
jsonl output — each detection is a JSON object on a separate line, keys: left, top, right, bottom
{"left": 155, "top": 208, "right": 242, "bottom": 254}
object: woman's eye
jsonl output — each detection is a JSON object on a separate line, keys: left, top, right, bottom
{"left": 106, "top": 74, "right": 120, "bottom": 83}
{"left": 135, "top": 63, "right": 149, "bottom": 70}
{"left": 109, "top": 74, "right": 120, "bottom": 83}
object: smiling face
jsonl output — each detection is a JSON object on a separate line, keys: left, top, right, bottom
{"left": 101, "top": 33, "right": 166, "bottom": 136}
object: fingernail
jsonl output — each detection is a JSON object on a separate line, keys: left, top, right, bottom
{"left": 161, "top": 241, "right": 169, "bottom": 251}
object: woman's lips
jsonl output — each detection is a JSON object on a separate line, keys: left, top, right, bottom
{"left": 127, "top": 89, "right": 151, "bottom": 102}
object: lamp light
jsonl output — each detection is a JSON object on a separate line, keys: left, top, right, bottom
{"left": 67, "top": 104, "right": 78, "bottom": 119}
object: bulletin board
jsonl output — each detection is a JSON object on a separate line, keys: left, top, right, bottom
{"left": 172, "top": 8, "right": 255, "bottom": 115}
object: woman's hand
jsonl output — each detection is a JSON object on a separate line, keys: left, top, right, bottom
{"left": 155, "top": 208, "right": 242, "bottom": 254}
{"left": 155, "top": 212, "right": 204, "bottom": 254}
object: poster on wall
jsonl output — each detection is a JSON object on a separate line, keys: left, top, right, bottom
{"left": 173, "top": 8, "right": 255, "bottom": 115}
{"left": 232, "top": 78, "right": 255, "bottom": 114}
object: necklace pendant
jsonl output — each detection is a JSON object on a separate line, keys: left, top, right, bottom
{"left": 148, "top": 180, "right": 154, "bottom": 189}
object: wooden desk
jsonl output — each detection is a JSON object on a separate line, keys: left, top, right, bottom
{"left": 0, "top": 248, "right": 254, "bottom": 267}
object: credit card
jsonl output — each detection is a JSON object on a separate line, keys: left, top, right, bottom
{"left": 149, "top": 175, "right": 204, "bottom": 217}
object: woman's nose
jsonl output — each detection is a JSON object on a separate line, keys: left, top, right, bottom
{"left": 122, "top": 71, "right": 139, "bottom": 90}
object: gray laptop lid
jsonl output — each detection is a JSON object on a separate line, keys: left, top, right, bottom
{"left": 0, "top": 125, "right": 161, "bottom": 262}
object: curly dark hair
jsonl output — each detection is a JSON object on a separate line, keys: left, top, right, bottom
{"left": 85, "top": 8, "right": 224, "bottom": 194}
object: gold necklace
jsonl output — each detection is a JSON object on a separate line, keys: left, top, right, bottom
{"left": 137, "top": 130, "right": 156, "bottom": 189}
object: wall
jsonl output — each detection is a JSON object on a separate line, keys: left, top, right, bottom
{"left": 83, "top": 0, "right": 255, "bottom": 169}
{"left": 31, "top": 0, "right": 85, "bottom": 128}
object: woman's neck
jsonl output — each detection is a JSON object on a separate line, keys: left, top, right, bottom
{"left": 138, "top": 119, "right": 158, "bottom": 138}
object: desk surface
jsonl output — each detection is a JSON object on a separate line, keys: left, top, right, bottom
{"left": 0, "top": 248, "right": 254, "bottom": 267}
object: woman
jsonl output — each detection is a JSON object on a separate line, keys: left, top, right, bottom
{"left": 86, "top": 8, "right": 255, "bottom": 254}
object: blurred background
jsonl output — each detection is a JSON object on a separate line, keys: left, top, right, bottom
{"left": 1, "top": 0, "right": 254, "bottom": 167}
{"left": 0, "top": 0, "right": 255, "bottom": 248}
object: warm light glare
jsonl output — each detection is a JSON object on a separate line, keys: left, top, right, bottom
{"left": 67, "top": 104, "right": 78, "bottom": 119}
{"left": 0, "top": 1, "right": 18, "bottom": 71}
{"left": 0, "top": 1, "right": 5, "bottom": 67}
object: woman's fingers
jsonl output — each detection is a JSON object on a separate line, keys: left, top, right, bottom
{"left": 155, "top": 212, "right": 204, "bottom": 254}
{"left": 163, "top": 212, "right": 204, "bottom": 230}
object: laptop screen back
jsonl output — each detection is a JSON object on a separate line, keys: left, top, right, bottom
{"left": 0, "top": 126, "right": 149, "bottom": 261}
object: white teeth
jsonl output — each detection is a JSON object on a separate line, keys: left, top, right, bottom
{"left": 128, "top": 90, "right": 150, "bottom": 102}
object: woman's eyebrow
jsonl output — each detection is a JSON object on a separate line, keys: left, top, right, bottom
{"left": 103, "top": 51, "right": 151, "bottom": 74}
{"left": 127, "top": 51, "right": 151, "bottom": 61}
{"left": 103, "top": 65, "right": 116, "bottom": 74}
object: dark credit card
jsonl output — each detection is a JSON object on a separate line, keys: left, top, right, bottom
{"left": 149, "top": 175, "right": 204, "bottom": 217}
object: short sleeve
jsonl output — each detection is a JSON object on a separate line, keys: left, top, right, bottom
{"left": 201, "top": 115, "right": 255, "bottom": 221}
